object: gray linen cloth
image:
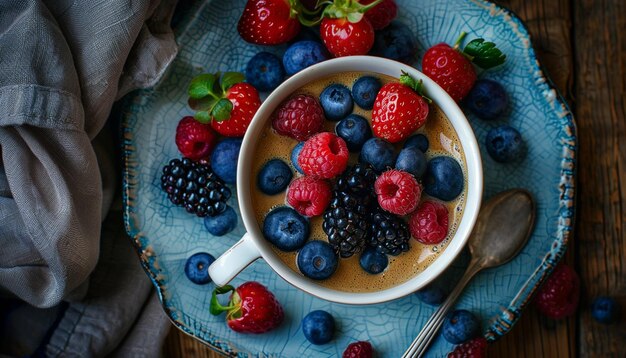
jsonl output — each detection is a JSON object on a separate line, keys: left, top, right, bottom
{"left": 0, "top": 0, "right": 181, "bottom": 355}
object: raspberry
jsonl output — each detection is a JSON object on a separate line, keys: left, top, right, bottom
{"left": 272, "top": 94, "right": 325, "bottom": 141}
{"left": 534, "top": 263, "right": 580, "bottom": 319}
{"left": 287, "top": 176, "right": 332, "bottom": 217}
{"left": 409, "top": 201, "right": 450, "bottom": 244}
{"left": 374, "top": 170, "right": 422, "bottom": 215}
{"left": 298, "top": 132, "right": 349, "bottom": 179}
{"left": 175, "top": 116, "right": 218, "bottom": 160}
{"left": 447, "top": 337, "right": 487, "bottom": 358}
{"left": 362, "top": 0, "right": 398, "bottom": 30}
{"left": 342, "top": 341, "right": 373, "bottom": 358}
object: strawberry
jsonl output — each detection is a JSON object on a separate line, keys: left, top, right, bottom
{"left": 319, "top": 0, "right": 383, "bottom": 57}
{"left": 238, "top": 0, "right": 300, "bottom": 45}
{"left": 371, "top": 71, "right": 430, "bottom": 143}
{"left": 361, "top": 0, "right": 397, "bottom": 30}
{"left": 187, "top": 72, "right": 261, "bottom": 137}
{"left": 422, "top": 32, "right": 506, "bottom": 102}
{"left": 210, "top": 281, "right": 284, "bottom": 334}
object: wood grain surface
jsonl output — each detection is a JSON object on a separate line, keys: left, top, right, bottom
{"left": 164, "top": 0, "right": 626, "bottom": 356}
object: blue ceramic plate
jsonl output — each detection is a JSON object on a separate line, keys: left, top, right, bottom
{"left": 122, "top": 0, "right": 576, "bottom": 356}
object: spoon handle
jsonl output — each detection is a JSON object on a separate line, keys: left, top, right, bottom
{"left": 402, "top": 260, "right": 483, "bottom": 358}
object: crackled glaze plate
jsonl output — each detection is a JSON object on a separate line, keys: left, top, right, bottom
{"left": 121, "top": 0, "right": 576, "bottom": 356}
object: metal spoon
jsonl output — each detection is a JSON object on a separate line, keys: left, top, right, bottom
{"left": 402, "top": 189, "right": 536, "bottom": 358}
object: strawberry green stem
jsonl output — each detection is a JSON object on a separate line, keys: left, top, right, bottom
{"left": 322, "top": 0, "right": 383, "bottom": 23}
{"left": 399, "top": 71, "right": 432, "bottom": 103}
{"left": 210, "top": 285, "right": 238, "bottom": 315}
{"left": 453, "top": 31, "right": 468, "bottom": 50}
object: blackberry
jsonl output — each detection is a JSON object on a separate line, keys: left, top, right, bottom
{"left": 322, "top": 164, "right": 377, "bottom": 258}
{"left": 368, "top": 207, "right": 411, "bottom": 256}
{"left": 160, "top": 158, "right": 231, "bottom": 217}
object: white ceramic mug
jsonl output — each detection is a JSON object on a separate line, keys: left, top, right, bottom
{"left": 209, "top": 56, "right": 483, "bottom": 305}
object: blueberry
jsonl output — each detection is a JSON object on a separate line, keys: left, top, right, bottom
{"left": 369, "top": 21, "right": 418, "bottom": 63}
{"left": 320, "top": 84, "right": 354, "bottom": 121}
{"left": 291, "top": 142, "right": 305, "bottom": 174}
{"left": 211, "top": 138, "right": 242, "bottom": 184}
{"left": 442, "top": 309, "right": 481, "bottom": 344}
{"left": 424, "top": 156, "right": 464, "bottom": 201}
{"left": 359, "top": 247, "right": 388, "bottom": 274}
{"left": 464, "top": 79, "right": 508, "bottom": 120}
{"left": 184, "top": 252, "right": 215, "bottom": 285}
{"left": 591, "top": 296, "right": 620, "bottom": 324}
{"left": 351, "top": 76, "right": 382, "bottom": 110}
{"left": 336, "top": 114, "right": 372, "bottom": 152}
{"left": 485, "top": 125, "right": 526, "bottom": 163}
{"left": 245, "top": 52, "right": 285, "bottom": 92}
{"left": 403, "top": 134, "right": 429, "bottom": 153}
{"left": 302, "top": 310, "right": 335, "bottom": 345}
{"left": 415, "top": 283, "right": 447, "bottom": 305}
{"left": 257, "top": 159, "right": 293, "bottom": 195}
{"left": 283, "top": 41, "right": 330, "bottom": 76}
{"left": 263, "top": 207, "right": 309, "bottom": 251}
{"left": 395, "top": 146, "right": 427, "bottom": 178}
{"left": 203, "top": 205, "right": 237, "bottom": 236}
{"left": 359, "top": 137, "right": 397, "bottom": 172}
{"left": 297, "top": 240, "right": 338, "bottom": 280}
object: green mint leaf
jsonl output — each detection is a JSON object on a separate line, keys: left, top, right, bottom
{"left": 220, "top": 72, "right": 245, "bottom": 92}
{"left": 188, "top": 96, "right": 217, "bottom": 112}
{"left": 210, "top": 98, "right": 233, "bottom": 122}
{"left": 194, "top": 110, "right": 211, "bottom": 124}
{"left": 464, "top": 38, "right": 506, "bottom": 69}
{"left": 188, "top": 73, "right": 216, "bottom": 99}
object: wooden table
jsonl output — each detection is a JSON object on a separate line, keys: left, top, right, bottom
{"left": 164, "top": 0, "right": 625, "bottom": 356}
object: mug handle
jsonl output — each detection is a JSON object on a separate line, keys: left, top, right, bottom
{"left": 208, "top": 232, "right": 261, "bottom": 286}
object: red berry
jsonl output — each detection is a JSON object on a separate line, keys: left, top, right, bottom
{"left": 422, "top": 43, "right": 477, "bottom": 102}
{"left": 298, "top": 132, "right": 349, "bottom": 179}
{"left": 361, "top": 0, "right": 397, "bottom": 30}
{"left": 372, "top": 73, "right": 430, "bottom": 143}
{"left": 320, "top": 17, "right": 375, "bottom": 57}
{"left": 211, "top": 82, "right": 261, "bottom": 137}
{"left": 374, "top": 170, "right": 422, "bottom": 215}
{"left": 287, "top": 176, "right": 332, "bottom": 217}
{"left": 343, "top": 341, "right": 373, "bottom": 358}
{"left": 237, "top": 0, "right": 301, "bottom": 45}
{"left": 447, "top": 337, "right": 488, "bottom": 358}
{"left": 534, "top": 263, "right": 580, "bottom": 319}
{"left": 409, "top": 201, "right": 449, "bottom": 245}
{"left": 272, "top": 94, "right": 325, "bottom": 141}
{"left": 175, "top": 116, "right": 218, "bottom": 160}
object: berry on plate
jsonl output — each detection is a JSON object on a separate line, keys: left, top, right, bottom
{"left": 352, "top": 75, "right": 382, "bottom": 110}
{"left": 368, "top": 207, "right": 411, "bottom": 256}
{"left": 336, "top": 113, "right": 372, "bottom": 152}
{"left": 372, "top": 71, "right": 430, "bottom": 143}
{"left": 291, "top": 142, "right": 305, "bottom": 173}
{"left": 534, "top": 263, "right": 580, "bottom": 319}
{"left": 464, "top": 79, "right": 508, "bottom": 120}
{"left": 403, "top": 133, "right": 429, "bottom": 153}
{"left": 485, "top": 125, "right": 525, "bottom": 163}
{"left": 591, "top": 296, "right": 620, "bottom": 324}
{"left": 297, "top": 240, "right": 339, "bottom": 280}
{"left": 319, "top": 0, "right": 381, "bottom": 57}
{"left": 272, "top": 94, "right": 325, "bottom": 141}
{"left": 188, "top": 72, "right": 261, "bottom": 137}
{"left": 415, "top": 282, "right": 447, "bottom": 305}
{"left": 422, "top": 32, "right": 506, "bottom": 102}
{"left": 184, "top": 252, "right": 215, "bottom": 285}
{"left": 361, "top": 0, "right": 397, "bottom": 30}
{"left": 359, "top": 246, "right": 388, "bottom": 274}
{"left": 210, "top": 281, "right": 284, "bottom": 333}
{"left": 395, "top": 146, "right": 427, "bottom": 178}
{"left": 369, "top": 21, "right": 417, "bottom": 64}
{"left": 375, "top": 169, "right": 422, "bottom": 216}
{"left": 245, "top": 52, "right": 285, "bottom": 92}
{"left": 211, "top": 138, "right": 242, "bottom": 184}
{"left": 320, "top": 83, "right": 354, "bottom": 121}
{"left": 257, "top": 159, "right": 293, "bottom": 195}
{"left": 442, "top": 309, "right": 481, "bottom": 344}
{"left": 204, "top": 205, "right": 238, "bottom": 236}
{"left": 175, "top": 116, "right": 218, "bottom": 161}
{"left": 302, "top": 310, "right": 335, "bottom": 345}
{"left": 287, "top": 176, "right": 332, "bottom": 217}
{"left": 298, "top": 132, "right": 350, "bottom": 179}
{"left": 409, "top": 200, "right": 449, "bottom": 245}
{"left": 359, "top": 137, "right": 397, "bottom": 172}
{"left": 237, "top": 0, "right": 305, "bottom": 45}
{"left": 447, "top": 337, "right": 488, "bottom": 358}
{"left": 283, "top": 40, "right": 330, "bottom": 76}
{"left": 343, "top": 341, "right": 374, "bottom": 358}
{"left": 263, "top": 206, "right": 309, "bottom": 251}
{"left": 424, "top": 156, "right": 464, "bottom": 201}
